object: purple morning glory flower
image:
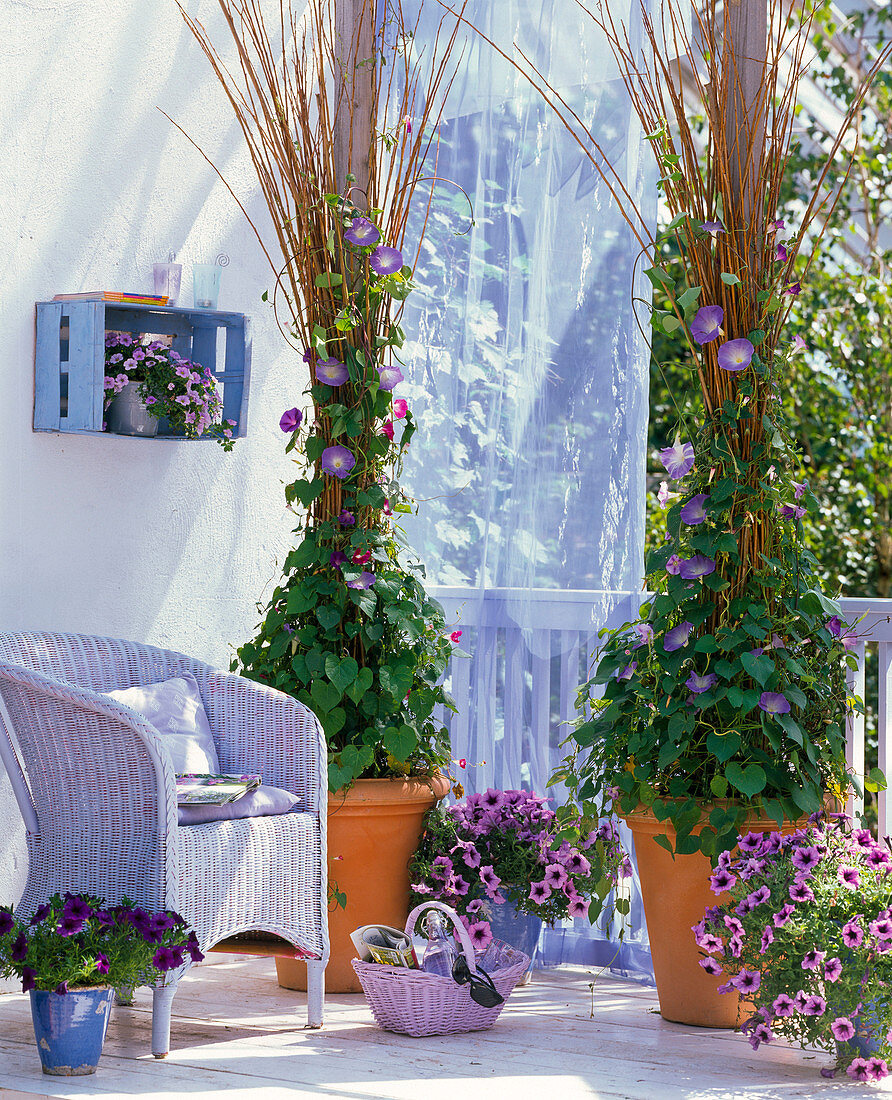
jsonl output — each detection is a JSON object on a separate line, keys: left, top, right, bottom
{"left": 776, "top": 243, "right": 788, "bottom": 262}
{"left": 664, "top": 621, "right": 693, "bottom": 652}
{"left": 316, "top": 357, "right": 349, "bottom": 386}
{"left": 770, "top": 218, "right": 785, "bottom": 231}
{"left": 680, "top": 493, "right": 710, "bottom": 525}
{"left": 785, "top": 281, "right": 801, "bottom": 297}
{"left": 792, "top": 481, "right": 806, "bottom": 499}
{"left": 791, "top": 334, "right": 807, "bottom": 353}
{"left": 826, "top": 616, "right": 843, "bottom": 637}
{"left": 779, "top": 503, "right": 806, "bottom": 520}
{"left": 377, "top": 365, "right": 404, "bottom": 391}
{"left": 617, "top": 661, "right": 638, "bottom": 681}
{"left": 330, "top": 551, "right": 346, "bottom": 569}
{"left": 369, "top": 245, "right": 403, "bottom": 276}
{"left": 717, "top": 338, "right": 755, "bottom": 372}
{"left": 686, "top": 671, "right": 717, "bottom": 694}
{"left": 700, "top": 221, "right": 724, "bottom": 234}
{"left": 279, "top": 407, "right": 302, "bottom": 433}
{"left": 344, "top": 217, "right": 381, "bottom": 247}
{"left": 338, "top": 509, "right": 355, "bottom": 526}
{"left": 679, "top": 554, "right": 715, "bottom": 579}
{"left": 758, "top": 692, "right": 791, "bottom": 715}
{"left": 320, "top": 445, "right": 356, "bottom": 479}
{"left": 346, "top": 571, "right": 377, "bottom": 589}
{"left": 632, "top": 623, "right": 654, "bottom": 648}
{"left": 690, "top": 305, "right": 724, "bottom": 345}
{"left": 659, "top": 440, "right": 695, "bottom": 479}
{"left": 665, "top": 554, "right": 682, "bottom": 575}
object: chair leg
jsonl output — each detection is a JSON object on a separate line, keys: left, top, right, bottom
{"left": 151, "top": 981, "right": 178, "bottom": 1058}
{"left": 306, "top": 959, "right": 325, "bottom": 1029}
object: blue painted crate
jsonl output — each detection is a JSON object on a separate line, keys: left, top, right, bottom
{"left": 34, "top": 301, "right": 251, "bottom": 438}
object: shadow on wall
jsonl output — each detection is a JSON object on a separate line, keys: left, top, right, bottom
{"left": 2, "top": 1, "right": 300, "bottom": 667}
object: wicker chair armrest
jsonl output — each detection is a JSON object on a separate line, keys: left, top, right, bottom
{"left": 199, "top": 670, "right": 327, "bottom": 815}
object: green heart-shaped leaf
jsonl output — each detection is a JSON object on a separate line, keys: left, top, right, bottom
{"left": 725, "top": 762, "right": 767, "bottom": 798}
{"left": 325, "top": 654, "right": 359, "bottom": 693}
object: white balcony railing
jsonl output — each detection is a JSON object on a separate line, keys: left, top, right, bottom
{"left": 430, "top": 587, "right": 892, "bottom": 837}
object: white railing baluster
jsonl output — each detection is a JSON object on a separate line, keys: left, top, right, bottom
{"left": 845, "top": 641, "right": 866, "bottom": 823}
{"left": 878, "top": 641, "right": 892, "bottom": 841}
{"left": 530, "top": 630, "right": 551, "bottom": 796}
{"left": 503, "top": 627, "right": 524, "bottom": 787}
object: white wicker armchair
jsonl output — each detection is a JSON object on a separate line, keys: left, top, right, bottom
{"left": 0, "top": 631, "right": 329, "bottom": 1057}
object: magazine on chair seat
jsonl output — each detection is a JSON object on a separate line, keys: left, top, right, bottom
{"left": 175, "top": 773, "right": 262, "bottom": 806}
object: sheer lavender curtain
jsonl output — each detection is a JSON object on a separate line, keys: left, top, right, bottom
{"left": 394, "top": 0, "right": 656, "bottom": 977}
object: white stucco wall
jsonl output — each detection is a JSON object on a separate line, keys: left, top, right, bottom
{"left": 0, "top": 2, "right": 308, "bottom": 911}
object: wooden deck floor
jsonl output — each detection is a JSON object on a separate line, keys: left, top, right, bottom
{"left": 0, "top": 955, "right": 888, "bottom": 1100}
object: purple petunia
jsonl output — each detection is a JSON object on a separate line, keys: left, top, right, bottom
{"left": 686, "top": 671, "right": 717, "bottom": 694}
{"left": 529, "top": 879, "right": 552, "bottom": 903}
{"left": 21, "top": 966, "right": 37, "bottom": 993}
{"left": 659, "top": 440, "right": 695, "bottom": 479}
{"left": 801, "top": 994, "right": 826, "bottom": 1017}
{"left": 758, "top": 692, "right": 791, "bottom": 715}
{"left": 279, "top": 407, "right": 302, "bottom": 433}
{"left": 801, "top": 949, "right": 826, "bottom": 971}
{"left": 680, "top": 493, "right": 710, "bottom": 525}
{"left": 716, "top": 338, "right": 755, "bottom": 372}
{"left": 831, "top": 1017, "right": 855, "bottom": 1042}
{"left": 710, "top": 867, "right": 736, "bottom": 893}
{"left": 315, "top": 357, "right": 349, "bottom": 386}
{"left": 789, "top": 880, "right": 815, "bottom": 903}
{"left": 11, "top": 932, "right": 29, "bottom": 961}
{"left": 56, "top": 914, "right": 85, "bottom": 937}
{"left": 791, "top": 845, "right": 821, "bottom": 874}
{"left": 369, "top": 246, "right": 404, "bottom": 276}
{"left": 63, "top": 895, "right": 93, "bottom": 922}
{"left": 842, "top": 919, "right": 864, "bottom": 948}
{"left": 0, "top": 911, "right": 12, "bottom": 936}
{"left": 466, "top": 921, "right": 492, "bottom": 950}
{"left": 320, "top": 445, "right": 356, "bottom": 479}
{"left": 690, "top": 305, "right": 724, "bottom": 345}
{"left": 731, "top": 969, "right": 760, "bottom": 993}
{"left": 344, "top": 217, "right": 381, "bottom": 248}
{"left": 377, "top": 365, "right": 404, "bottom": 391}
{"left": 773, "top": 993, "right": 795, "bottom": 1017}
{"left": 838, "top": 865, "right": 860, "bottom": 890}
{"left": 699, "top": 956, "right": 723, "bottom": 975}
{"left": 679, "top": 555, "right": 716, "bottom": 580}
{"left": 95, "top": 953, "right": 110, "bottom": 975}
{"left": 664, "top": 621, "right": 693, "bottom": 652}
{"left": 823, "top": 957, "right": 843, "bottom": 983}
{"left": 29, "top": 904, "right": 52, "bottom": 926}
{"left": 153, "top": 946, "right": 184, "bottom": 972}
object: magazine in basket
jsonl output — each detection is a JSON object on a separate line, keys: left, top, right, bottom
{"left": 175, "top": 774, "right": 262, "bottom": 806}
{"left": 351, "top": 924, "right": 419, "bottom": 968}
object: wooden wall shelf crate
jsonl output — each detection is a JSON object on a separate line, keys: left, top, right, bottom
{"left": 34, "top": 300, "right": 251, "bottom": 438}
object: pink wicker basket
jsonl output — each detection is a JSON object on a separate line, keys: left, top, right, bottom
{"left": 352, "top": 901, "right": 530, "bottom": 1037}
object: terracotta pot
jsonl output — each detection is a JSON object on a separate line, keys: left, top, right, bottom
{"left": 276, "top": 774, "right": 450, "bottom": 993}
{"left": 623, "top": 803, "right": 807, "bottom": 1028}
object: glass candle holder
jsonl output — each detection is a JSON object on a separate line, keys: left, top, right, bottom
{"left": 193, "top": 264, "right": 222, "bottom": 310}
{"left": 152, "top": 262, "right": 182, "bottom": 305}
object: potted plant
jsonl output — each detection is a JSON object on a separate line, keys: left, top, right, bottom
{"left": 696, "top": 814, "right": 892, "bottom": 1082}
{"left": 178, "top": 0, "right": 468, "bottom": 990}
{"left": 409, "top": 789, "right": 631, "bottom": 979}
{"left": 0, "top": 893, "right": 201, "bottom": 1076}
{"left": 104, "top": 332, "right": 235, "bottom": 447}
{"left": 459, "top": 0, "right": 890, "bottom": 1025}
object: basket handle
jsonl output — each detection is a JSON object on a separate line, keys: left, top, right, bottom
{"left": 405, "top": 900, "right": 478, "bottom": 971}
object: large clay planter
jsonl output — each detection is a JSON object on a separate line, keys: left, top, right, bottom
{"left": 276, "top": 774, "right": 450, "bottom": 993}
{"left": 623, "top": 804, "right": 806, "bottom": 1028}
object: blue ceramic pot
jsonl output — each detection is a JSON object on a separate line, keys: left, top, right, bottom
{"left": 488, "top": 902, "right": 542, "bottom": 984}
{"left": 29, "top": 986, "right": 113, "bottom": 1075}
{"left": 837, "top": 1004, "right": 883, "bottom": 1060}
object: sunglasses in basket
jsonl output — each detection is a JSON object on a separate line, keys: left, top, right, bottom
{"left": 451, "top": 955, "right": 505, "bottom": 1008}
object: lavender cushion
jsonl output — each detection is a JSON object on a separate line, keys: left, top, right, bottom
{"left": 178, "top": 786, "right": 299, "bottom": 826}
{"left": 105, "top": 672, "right": 220, "bottom": 774}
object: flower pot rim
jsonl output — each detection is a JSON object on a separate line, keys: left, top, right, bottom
{"left": 328, "top": 773, "right": 450, "bottom": 810}
{"left": 31, "top": 984, "right": 112, "bottom": 995}
{"left": 618, "top": 800, "right": 822, "bottom": 835}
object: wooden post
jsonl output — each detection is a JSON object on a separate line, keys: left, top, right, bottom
{"left": 723, "top": 0, "right": 767, "bottom": 231}
{"left": 332, "top": 0, "right": 375, "bottom": 203}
